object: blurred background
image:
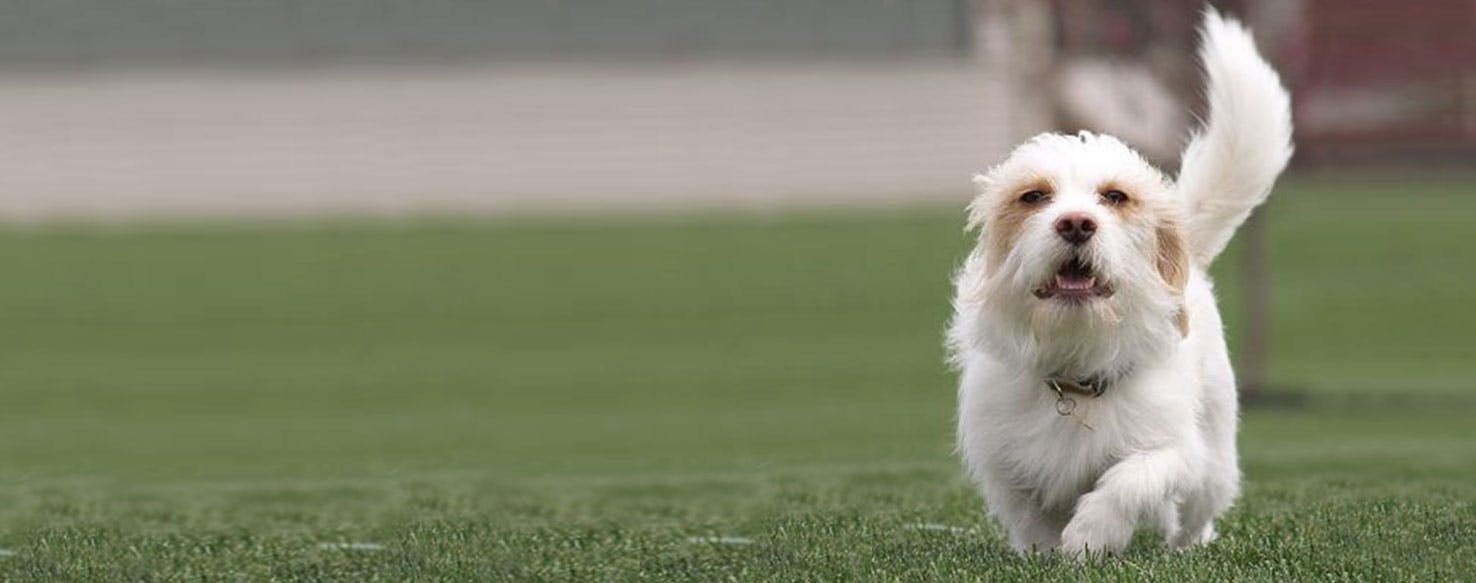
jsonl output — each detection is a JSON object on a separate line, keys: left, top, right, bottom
{"left": 0, "top": 0, "right": 1472, "bottom": 498}
{"left": 0, "top": 0, "right": 1470, "bottom": 221}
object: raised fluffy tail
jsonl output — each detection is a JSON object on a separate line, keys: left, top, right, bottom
{"left": 1176, "top": 8, "right": 1293, "bottom": 267}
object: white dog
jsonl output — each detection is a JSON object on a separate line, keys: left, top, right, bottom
{"left": 948, "top": 9, "right": 1291, "bottom": 557}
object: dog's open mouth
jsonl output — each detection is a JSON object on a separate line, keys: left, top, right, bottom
{"left": 1033, "top": 257, "right": 1114, "bottom": 300}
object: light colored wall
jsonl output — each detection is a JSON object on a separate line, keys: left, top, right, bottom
{"left": 0, "top": 62, "right": 1018, "bottom": 222}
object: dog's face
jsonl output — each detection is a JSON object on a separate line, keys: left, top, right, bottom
{"left": 958, "top": 133, "right": 1188, "bottom": 373}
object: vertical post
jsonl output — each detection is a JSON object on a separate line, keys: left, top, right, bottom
{"left": 1237, "top": 0, "right": 1296, "bottom": 405}
{"left": 1240, "top": 211, "right": 1270, "bottom": 402}
{"left": 969, "top": 0, "right": 1056, "bottom": 145}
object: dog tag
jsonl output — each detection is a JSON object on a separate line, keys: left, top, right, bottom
{"left": 1055, "top": 395, "right": 1077, "bottom": 416}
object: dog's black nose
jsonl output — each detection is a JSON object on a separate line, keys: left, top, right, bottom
{"left": 1054, "top": 212, "right": 1097, "bottom": 245}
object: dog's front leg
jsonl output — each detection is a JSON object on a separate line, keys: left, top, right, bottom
{"left": 983, "top": 475, "right": 1066, "bottom": 554}
{"left": 1059, "top": 448, "right": 1190, "bottom": 558}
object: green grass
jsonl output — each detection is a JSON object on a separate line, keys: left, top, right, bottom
{"left": 0, "top": 172, "right": 1473, "bottom": 580}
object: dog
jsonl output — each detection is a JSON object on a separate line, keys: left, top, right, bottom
{"left": 947, "top": 8, "right": 1292, "bottom": 558}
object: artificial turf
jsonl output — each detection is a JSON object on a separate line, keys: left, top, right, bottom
{"left": 0, "top": 172, "right": 1472, "bottom": 580}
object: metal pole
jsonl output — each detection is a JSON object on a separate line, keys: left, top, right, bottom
{"left": 1240, "top": 210, "right": 1270, "bottom": 402}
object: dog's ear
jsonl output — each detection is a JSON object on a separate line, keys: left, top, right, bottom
{"left": 1156, "top": 220, "right": 1191, "bottom": 337}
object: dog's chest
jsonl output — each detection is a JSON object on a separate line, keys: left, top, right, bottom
{"left": 995, "top": 396, "right": 1134, "bottom": 510}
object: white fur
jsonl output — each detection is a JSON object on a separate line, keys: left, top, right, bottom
{"left": 1178, "top": 10, "right": 1295, "bottom": 266}
{"left": 949, "top": 8, "right": 1291, "bottom": 558}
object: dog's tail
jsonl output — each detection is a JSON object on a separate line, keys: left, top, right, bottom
{"left": 1176, "top": 8, "right": 1293, "bottom": 267}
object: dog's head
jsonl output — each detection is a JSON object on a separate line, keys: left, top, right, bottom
{"left": 956, "top": 132, "right": 1188, "bottom": 374}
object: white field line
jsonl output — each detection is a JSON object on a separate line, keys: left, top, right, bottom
{"left": 685, "top": 536, "right": 754, "bottom": 545}
{"left": 0, "top": 548, "right": 14, "bottom": 557}
{"left": 317, "top": 542, "right": 385, "bottom": 551}
{"left": 903, "top": 522, "right": 977, "bottom": 535}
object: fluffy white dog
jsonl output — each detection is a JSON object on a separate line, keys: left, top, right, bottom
{"left": 948, "top": 9, "right": 1292, "bottom": 557}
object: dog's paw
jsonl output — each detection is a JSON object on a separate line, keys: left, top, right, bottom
{"left": 1059, "top": 505, "right": 1133, "bottom": 559}
{"left": 1053, "top": 540, "right": 1096, "bottom": 562}
{"left": 1168, "top": 523, "right": 1217, "bottom": 550}
{"left": 1057, "top": 533, "right": 1115, "bottom": 562}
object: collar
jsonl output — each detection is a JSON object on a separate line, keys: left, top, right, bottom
{"left": 1045, "top": 371, "right": 1121, "bottom": 422}
{"left": 1044, "top": 370, "right": 1124, "bottom": 417}
{"left": 1044, "top": 375, "right": 1109, "bottom": 399}
{"left": 1039, "top": 371, "right": 1109, "bottom": 419}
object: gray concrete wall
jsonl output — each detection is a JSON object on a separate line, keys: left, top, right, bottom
{"left": 0, "top": 1, "right": 968, "bottom": 67}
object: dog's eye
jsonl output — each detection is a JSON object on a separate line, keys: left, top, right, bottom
{"left": 1101, "top": 189, "right": 1130, "bottom": 205}
{"left": 1019, "top": 190, "right": 1048, "bottom": 204}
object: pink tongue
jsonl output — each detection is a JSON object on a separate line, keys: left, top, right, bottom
{"left": 1055, "top": 273, "right": 1095, "bottom": 291}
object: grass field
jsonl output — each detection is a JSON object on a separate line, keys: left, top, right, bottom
{"left": 0, "top": 172, "right": 1473, "bottom": 580}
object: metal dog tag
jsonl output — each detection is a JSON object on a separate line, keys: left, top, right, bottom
{"left": 1055, "top": 395, "right": 1077, "bottom": 416}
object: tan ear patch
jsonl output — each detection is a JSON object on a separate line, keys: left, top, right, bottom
{"left": 1156, "top": 221, "right": 1191, "bottom": 337}
{"left": 1155, "top": 221, "right": 1189, "bottom": 292}
{"left": 984, "top": 177, "right": 1053, "bottom": 271}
